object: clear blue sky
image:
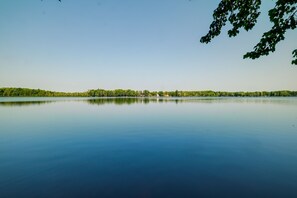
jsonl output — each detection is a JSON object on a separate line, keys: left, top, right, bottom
{"left": 0, "top": 0, "right": 296, "bottom": 92}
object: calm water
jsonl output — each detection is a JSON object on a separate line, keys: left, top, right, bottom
{"left": 1, "top": 97, "right": 297, "bottom": 198}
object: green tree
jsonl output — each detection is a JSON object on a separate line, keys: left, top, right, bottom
{"left": 158, "top": 91, "right": 164, "bottom": 97}
{"left": 143, "top": 90, "right": 150, "bottom": 97}
{"left": 201, "top": 0, "right": 297, "bottom": 65}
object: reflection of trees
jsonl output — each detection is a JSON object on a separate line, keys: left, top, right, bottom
{"left": 0, "top": 97, "right": 296, "bottom": 107}
{"left": 87, "top": 98, "right": 151, "bottom": 105}
{"left": 87, "top": 98, "right": 184, "bottom": 106}
{"left": 86, "top": 97, "right": 297, "bottom": 106}
{"left": 0, "top": 101, "right": 54, "bottom": 107}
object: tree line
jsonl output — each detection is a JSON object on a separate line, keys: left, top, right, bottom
{"left": 1, "top": 87, "right": 297, "bottom": 97}
{"left": 0, "top": 88, "right": 87, "bottom": 97}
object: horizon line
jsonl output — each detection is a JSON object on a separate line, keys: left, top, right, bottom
{"left": 1, "top": 87, "right": 297, "bottom": 93}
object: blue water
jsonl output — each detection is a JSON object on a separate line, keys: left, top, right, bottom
{"left": 1, "top": 97, "right": 297, "bottom": 198}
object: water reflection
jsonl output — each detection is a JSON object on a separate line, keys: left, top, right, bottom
{"left": 0, "top": 97, "right": 297, "bottom": 107}
{"left": 1, "top": 96, "right": 297, "bottom": 198}
{"left": 0, "top": 101, "right": 55, "bottom": 107}
{"left": 87, "top": 98, "right": 150, "bottom": 105}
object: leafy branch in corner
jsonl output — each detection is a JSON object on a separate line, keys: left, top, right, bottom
{"left": 200, "top": 0, "right": 297, "bottom": 65}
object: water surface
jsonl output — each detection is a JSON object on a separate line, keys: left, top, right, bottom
{"left": 1, "top": 97, "right": 297, "bottom": 198}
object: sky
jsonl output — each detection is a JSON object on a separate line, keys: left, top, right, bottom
{"left": 0, "top": 0, "right": 296, "bottom": 92}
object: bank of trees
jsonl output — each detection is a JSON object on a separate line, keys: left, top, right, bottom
{"left": 0, "top": 88, "right": 87, "bottom": 97}
{"left": 159, "top": 90, "right": 297, "bottom": 97}
{"left": 1, "top": 87, "right": 297, "bottom": 97}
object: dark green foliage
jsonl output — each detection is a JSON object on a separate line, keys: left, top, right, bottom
{"left": 1, "top": 88, "right": 296, "bottom": 97}
{"left": 0, "top": 88, "right": 88, "bottom": 97}
{"left": 201, "top": 0, "right": 297, "bottom": 65}
{"left": 88, "top": 89, "right": 142, "bottom": 97}
{"left": 87, "top": 89, "right": 297, "bottom": 97}
{"left": 293, "top": 49, "right": 297, "bottom": 64}
{"left": 143, "top": 90, "right": 150, "bottom": 97}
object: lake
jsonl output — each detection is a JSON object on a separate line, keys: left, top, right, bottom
{"left": 1, "top": 97, "right": 297, "bottom": 198}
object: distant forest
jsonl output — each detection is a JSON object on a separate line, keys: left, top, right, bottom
{"left": 1, "top": 88, "right": 297, "bottom": 97}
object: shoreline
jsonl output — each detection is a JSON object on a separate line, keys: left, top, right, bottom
{"left": 1, "top": 88, "right": 297, "bottom": 97}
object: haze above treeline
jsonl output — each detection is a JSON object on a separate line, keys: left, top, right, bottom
{"left": 1, "top": 88, "right": 297, "bottom": 97}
